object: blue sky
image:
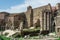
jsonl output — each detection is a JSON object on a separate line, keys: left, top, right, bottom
{"left": 0, "top": 0, "right": 60, "bottom": 13}
{"left": 0, "top": 0, "right": 25, "bottom": 9}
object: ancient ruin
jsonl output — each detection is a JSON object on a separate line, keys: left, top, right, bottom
{"left": 0, "top": 3, "right": 60, "bottom": 36}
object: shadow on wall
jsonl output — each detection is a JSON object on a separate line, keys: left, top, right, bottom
{"left": 23, "top": 13, "right": 28, "bottom": 29}
{"left": 13, "top": 13, "right": 29, "bottom": 29}
{"left": 0, "top": 19, "right": 5, "bottom": 31}
{"left": 30, "top": 9, "right": 33, "bottom": 27}
{"left": 54, "top": 10, "right": 57, "bottom": 17}
{"left": 34, "top": 19, "right": 40, "bottom": 28}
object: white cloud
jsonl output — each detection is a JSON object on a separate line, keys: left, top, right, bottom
{"left": 0, "top": 0, "right": 60, "bottom": 13}
{"left": 0, "top": 3, "right": 29, "bottom": 13}
{"left": 25, "top": 0, "right": 60, "bottom": 8}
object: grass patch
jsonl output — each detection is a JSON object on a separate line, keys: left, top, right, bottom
{"left": 56, "top": 37, "right": 60, "bottom": 40}
{"left": 23, "top": 28, "right": 40, "bottom": 32}
{"left": 0, "top": 35, "right": 10, "bottom": 40}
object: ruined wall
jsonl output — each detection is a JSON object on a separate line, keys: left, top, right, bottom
{"left": 25, "top": 6, "right": 33, "bottom": 28}
{"left": 0, "top": 4, "right": 55, "bottom": 33}
{"left": 25, "top": 4, "right": 52, "bottom": 29}
{"left": 33, "top": 4, "right": 52, "bottom": 31}
{"left": 7, "top": 13, "right": 24, "bottom": 30}
{"left": 56, "top": 3, "right": 60, "bottom": 10}
{"left": 7, "top": 15, "right": 14, "bottom": 30}
{"left": 0, "top": 12, "right": 9, "bottom": 30}
{"left": 14, "top": 13, "right": 26, "bottom": 29}
{"left": 55, "top": 3, "right": 60, "bottom": 36}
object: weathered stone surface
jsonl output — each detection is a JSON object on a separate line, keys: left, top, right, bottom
{"left": 0, "top": 3, "right": 57, "bottom": 35}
